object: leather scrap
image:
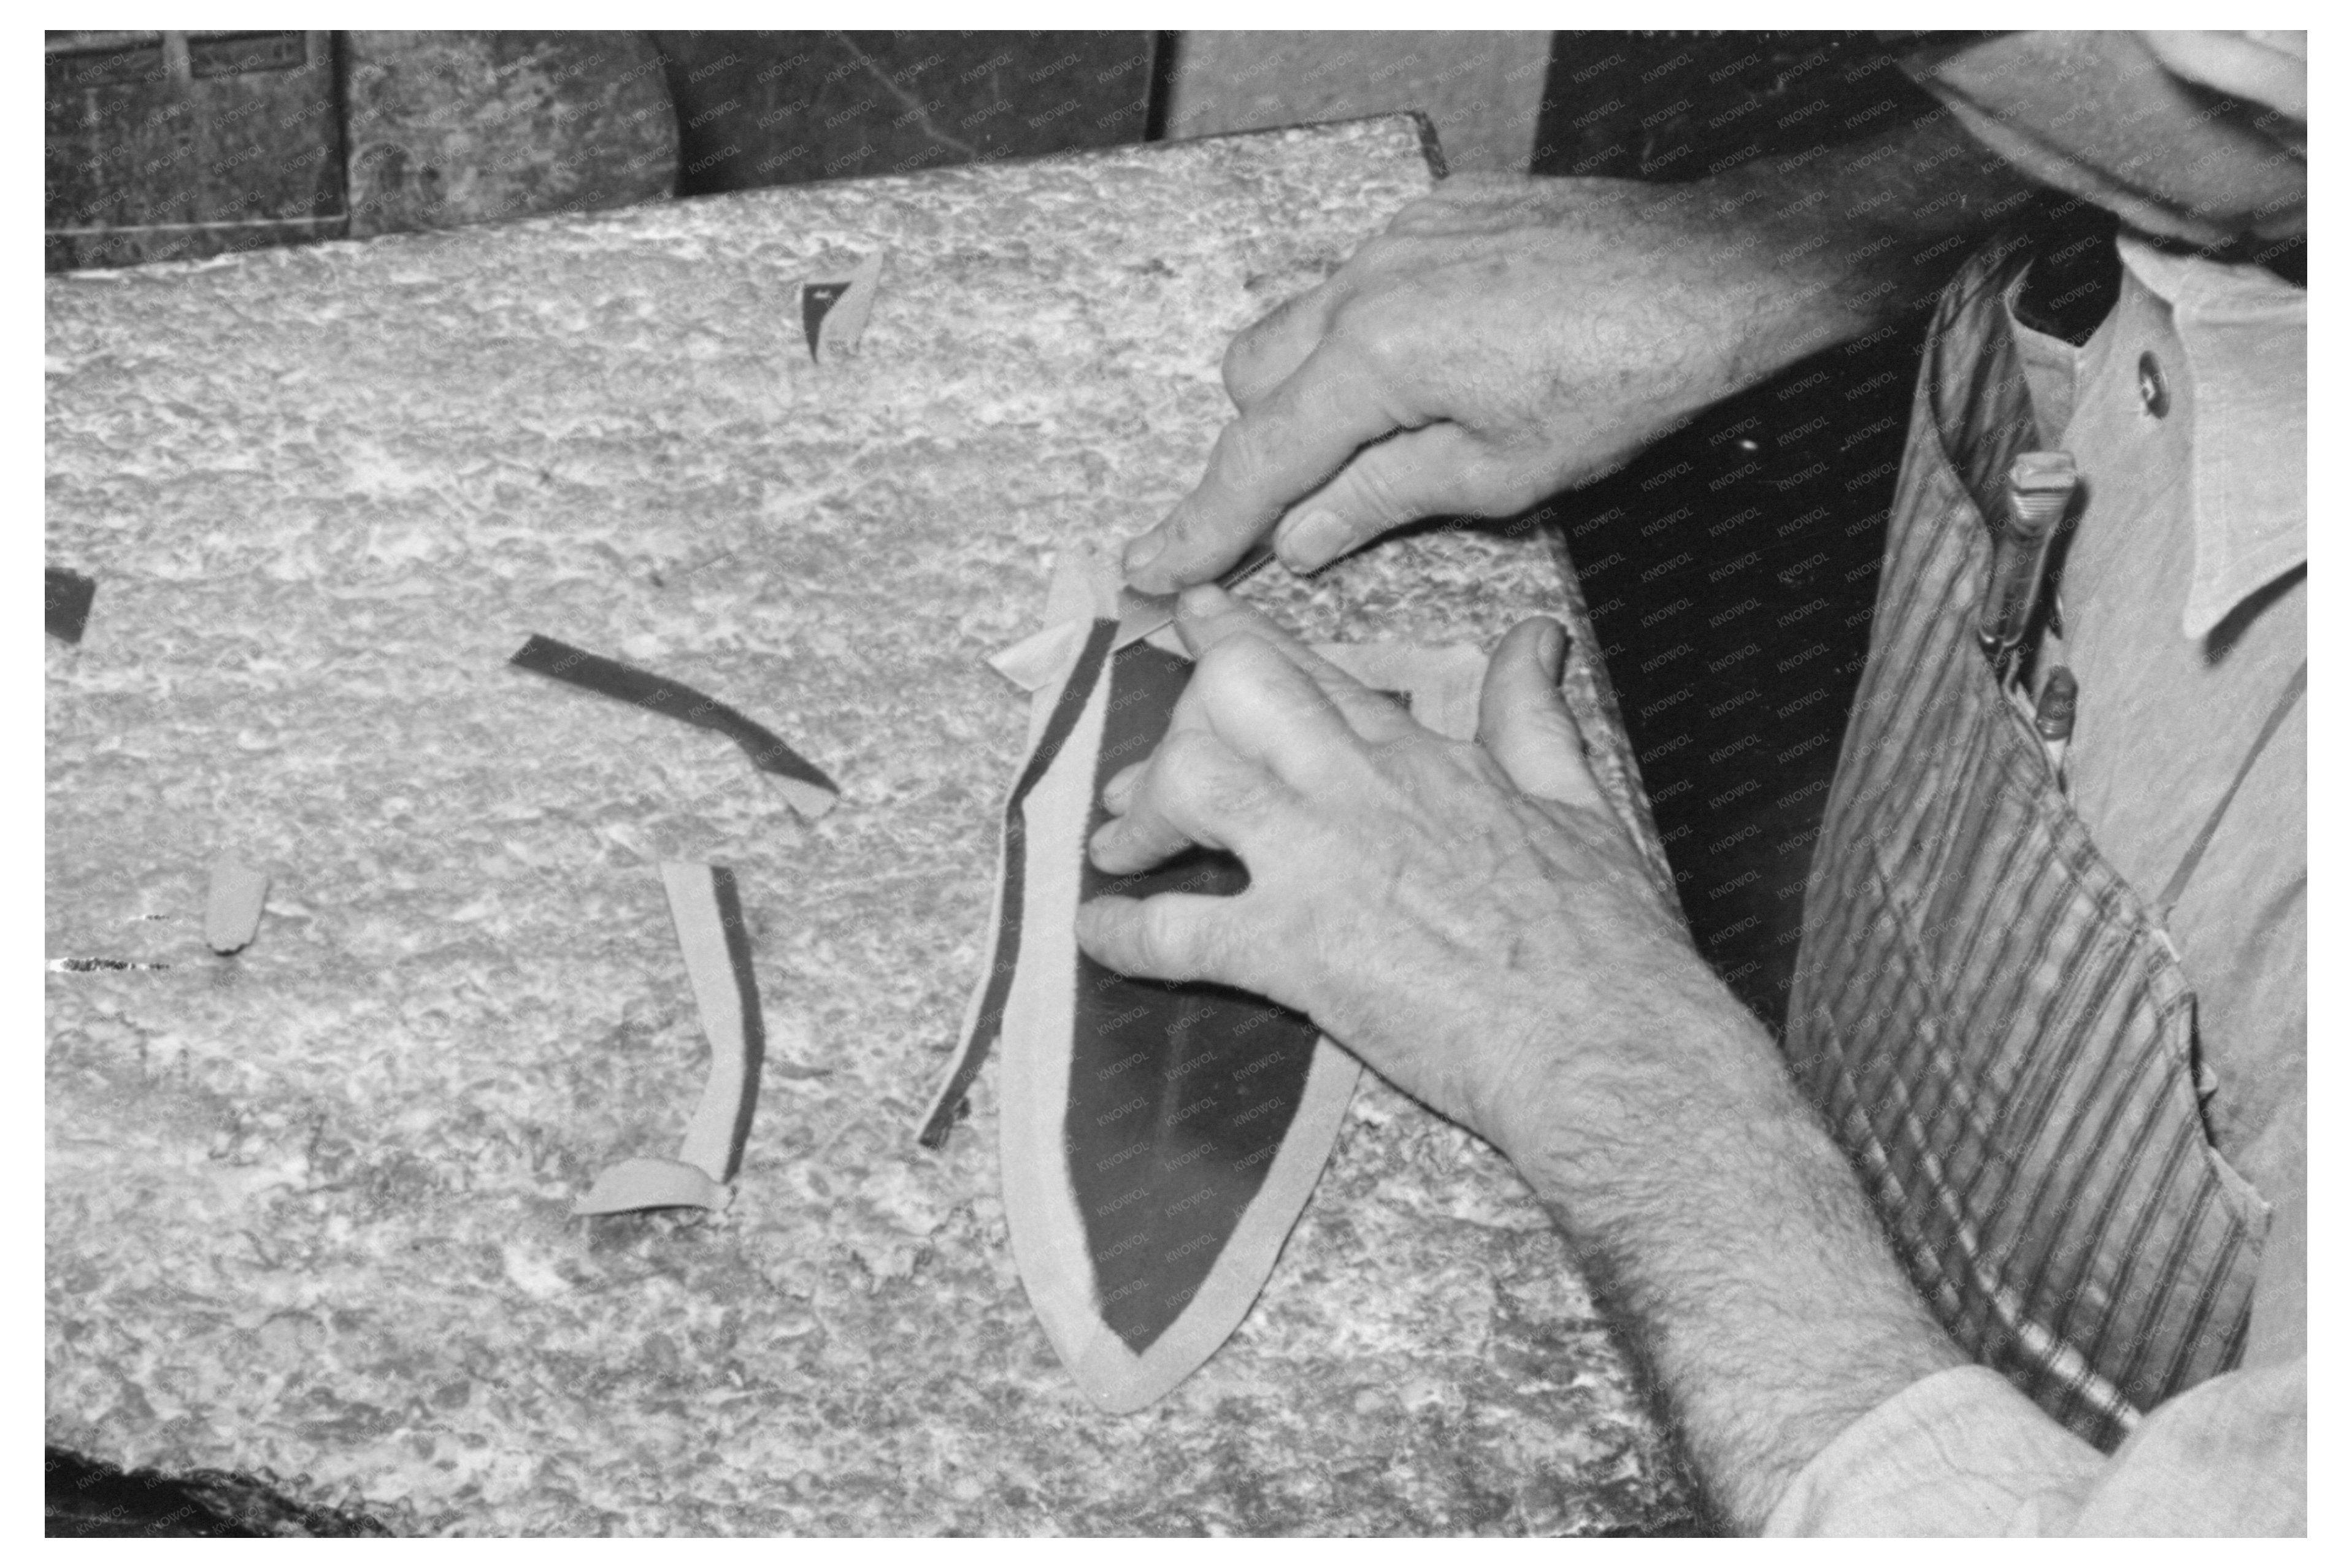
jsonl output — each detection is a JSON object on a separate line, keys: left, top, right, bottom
{"left": 204, "top": 857, "right": 271, "bottom": 955}
{"left": 801, "top": 250, "right": 885, "bottom": 363}
{"left": 917, "top": 617, "right": 1118, "bottom": 1150}
{"left": 574, "top": 863, "right": 768, "bottom": 1216}
{"left": 508, "top": 633, "right": 840, "bottom": 818}
{"left": 46, "top": 567, "right": 96, "bottom": 644}
{"left": 930, "top": 539, "right": 1505, "bottom": 1412}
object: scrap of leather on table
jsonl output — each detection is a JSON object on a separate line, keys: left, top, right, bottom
{"left": 800, "top": 250, "right": 885, "bottom": 363}
{"left": 204, "top": 856, "right": 271, "bottom": 955}
{"left": 507, "top": 633, "right": 840, "bottom": 818}
{"left": 575, "top": 862, "right": 768, "bottom": 1216}
{"left": 46, "top": 566, "right": 96, "bottom": 644}
{"left": 921, "top": 542, "right": 1486, "bottom": 1411}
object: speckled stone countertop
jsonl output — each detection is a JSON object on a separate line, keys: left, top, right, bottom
{"left": 45, "top": 115, "right": 1693, "bottom": 1535}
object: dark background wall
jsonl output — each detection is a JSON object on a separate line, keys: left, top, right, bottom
{"left": 649, "top": 31, "right": 1158, "bottom": 193}
{"left": 1522, "top": 33, "right": 1945, "bottom": 1032}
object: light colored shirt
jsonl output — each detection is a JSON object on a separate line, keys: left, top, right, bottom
{"left": 2021, "top": 236, "right": 2307, "bottom": 1213}
{"left": 1767, "top": 1359, "right": 2305, "bottom": 1535}
{"left": 1769, "top": 234, "right": 2306, "bottom": 1536}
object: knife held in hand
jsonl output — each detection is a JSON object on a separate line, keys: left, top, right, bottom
{"left": 1111, "top": 542, "right": 1279, "bottom": 650}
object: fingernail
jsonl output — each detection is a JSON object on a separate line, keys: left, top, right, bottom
{"left": 1274, "top": 509, "right": 1347, "bottom": 570}
{"left": 1123, "top": 531, "right": 1166, "bottom": 577}
{"left": 1176, "top": 583, "right": 1228, "bottom": 619}
{"left": 1540, "top": 618, "right": 1568, "bottom": 676}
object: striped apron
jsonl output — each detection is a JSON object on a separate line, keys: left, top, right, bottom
{"left": 1785, "top": 242, "right": 2269, "bottom": 1451}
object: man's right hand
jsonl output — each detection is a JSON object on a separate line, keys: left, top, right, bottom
{"left": 1122, "top": 113, "right": 2034, "bottom": 596}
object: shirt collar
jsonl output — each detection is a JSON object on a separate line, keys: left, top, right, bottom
{"left": 2115, "top": 233, "right": 2307, "bottom": 641}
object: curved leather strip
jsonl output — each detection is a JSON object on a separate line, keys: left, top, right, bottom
{"left": 666, "top": 863, "right": 767, "bottom": 1185}
{"left": 508, "top": 633, "right": 839, "bottom": 817}
{"left": 574, "top": 1156, "right": 728, "bottom": 1216}
{"left": 917, "top": 618, "right": 1119, "bottom": 1149}
{"left": 575, "top": 863, "right": 767, "bottom": 1215}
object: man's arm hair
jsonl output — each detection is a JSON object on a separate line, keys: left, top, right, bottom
{"left": 1500, "top": 979, "right": 1969, "bottom": 1532}
{"left": 1670, "top": 104, "right": 2046, "bottom": 378}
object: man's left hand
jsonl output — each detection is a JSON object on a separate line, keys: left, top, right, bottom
{"left": 1074, "top": 585, "right": 1721, "bottom": 1159}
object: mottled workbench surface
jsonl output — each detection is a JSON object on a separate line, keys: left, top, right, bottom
{"left": 45, "top": 116, "right": 1693, "bottom": 1535}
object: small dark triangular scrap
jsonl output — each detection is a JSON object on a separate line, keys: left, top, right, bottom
{"left": 46, "top": 567, "right": 96, "bottom": 644}
{"left": 800, "top": 282, "right": 850, "bottom": 360}
{"left": 798, "top": 252, "right": 885, "bottom": 363}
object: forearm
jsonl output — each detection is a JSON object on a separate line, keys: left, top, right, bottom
{"left": 1497, "top": 981, "right": 1967, "bottom": 1532}
{"left": 1123, "top": 96, "right": 2048, "bottom": 588}
{"left": 1668, "top": 106, "right": 2043, "bottom": 387}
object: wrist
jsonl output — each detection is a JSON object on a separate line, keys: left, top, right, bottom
{"left": 1700, "top": 108, "right": 2033, "bottom": 374}
{"left": 1480, "top": 959, "right": 1771, "bottom": 1177}
{"left": 1492, "top": 972, "right": 1969, "bottom": 1530}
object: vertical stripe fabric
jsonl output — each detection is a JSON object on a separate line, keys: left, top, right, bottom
{"left": 1785, "top": 244, "right": 2264, "bottom": 1452}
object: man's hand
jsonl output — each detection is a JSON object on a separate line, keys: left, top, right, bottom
{"left": 1075, "top": 583, "right": 1718, "bottom": 1156}
{"left": 1121, "top": 113, "right": 2035, "bottom": 596}
{"left": 1075, "top": 586, "right": 1967, "bottom": 1529}
{"left": 1119, "top": 176, "right": 1805, "bottom": 595}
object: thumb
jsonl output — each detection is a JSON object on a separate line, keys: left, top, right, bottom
{"left": 1476, "top": 617, "right": 1607, "bottom": 812}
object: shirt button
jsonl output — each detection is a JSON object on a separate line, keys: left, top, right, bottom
{"left": 2137, "top": 351, "right": 2170, "bottom": 417}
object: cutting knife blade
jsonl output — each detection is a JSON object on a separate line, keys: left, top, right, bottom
{"left": 1111, "top": 542, "right": 1278, "bottom": 650}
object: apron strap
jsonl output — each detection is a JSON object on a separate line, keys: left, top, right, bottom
{"left": 2158, "top": 660, "right": 2306, "bottom": 915}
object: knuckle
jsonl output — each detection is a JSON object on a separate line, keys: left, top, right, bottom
{"left": 1210, "top": 770, "right": 1281, "bottom": 827}
{"left": 1190, "top": 635, "right": 1247, "bottom": 686}
{"left": 1331, "top": 302, "right": 1412, "bottom": 382}
{"left": 1156, "top": 495, "right": 1207, "bottom": 548}
{"left": 1168, "top": 748, "right": 1248, "bottom": 820}
{"left": 1326, "top": 292, "right": 1390, "bottom": 349}
{"left": 1224, "top": 300, "right": 1301, "bottom": 387}
{"left": 1157, "top": 724, "right": 1281, "bottom": 834}
{"left": 1213, "top": 416, "right": 1280, "bottom": 488}
{"left": 1353, "top": 231, "right": 1409, "bottom": 271}
{"left": 1155, "top": 726, "right": 1222, "bottom": 783}
{"left": 1142, "top": 899, "right": 1209, "bottom": 977}
{"left": 1191, "top": 636, "right": 1274, "bottom": 703}
{"left": 1339, "top": 453, "right": 1413, "bottom": 527}
{"left": 1463, "top": 450, "right": 1546, "bottom": 512}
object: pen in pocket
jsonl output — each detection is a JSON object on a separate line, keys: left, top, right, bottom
{"left": 2035, "top": 666, "right": 2077, "bottom": 786}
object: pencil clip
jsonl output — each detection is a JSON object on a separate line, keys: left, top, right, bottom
{"left": 2034, "top": 666, "right": 2077, "bottom": 789}
{"left": 1979, "top": 450, "right": 2077, "bottom": 683}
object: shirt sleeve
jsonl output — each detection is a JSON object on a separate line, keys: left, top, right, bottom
{"left": 1765, "top": 1358, "right": 2307, "bottom": 1535}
